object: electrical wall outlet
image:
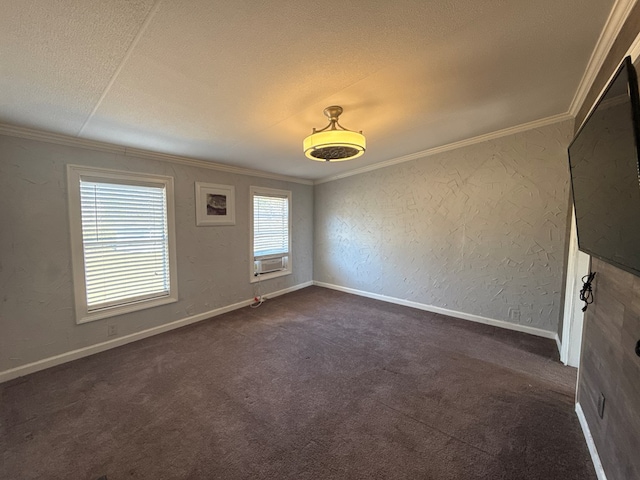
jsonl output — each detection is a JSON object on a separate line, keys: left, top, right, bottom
{"left": 107, "top": 325, "right": 118, "bottom": 337}
{"left": 597, "top": 392, "right": 606, "bottom": 419}
{"left": 508, "top": 308, "right": 521, "bottom": 321}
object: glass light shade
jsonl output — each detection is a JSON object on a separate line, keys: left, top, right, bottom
{"left": 303, "top": 130, "right": 366, "bottom": 161}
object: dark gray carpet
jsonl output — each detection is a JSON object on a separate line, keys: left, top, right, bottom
{"left": 1, "top": 286, "right": 595, "bottom": 479}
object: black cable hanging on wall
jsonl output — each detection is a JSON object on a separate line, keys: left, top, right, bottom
{"left": 580, "top": 272, "right": 596, "bottom": 312}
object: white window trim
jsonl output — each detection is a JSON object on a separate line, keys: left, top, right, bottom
{"left": 67, "top": 165, "right": 179, "bottom": 324}
{"left": 249, "top": 186, "right": 292, "bottom": 283}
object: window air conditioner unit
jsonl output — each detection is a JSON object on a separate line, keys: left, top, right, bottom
{"left": 255, "top": 256, "right": 287, "bottom": 275}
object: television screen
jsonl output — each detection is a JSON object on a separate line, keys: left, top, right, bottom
{"left": 568, "top": 56, "right": 640, "bottom": 277}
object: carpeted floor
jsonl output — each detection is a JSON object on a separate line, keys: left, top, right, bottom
{"left": 1, "top": 286, "right": 595, "bottom": 480}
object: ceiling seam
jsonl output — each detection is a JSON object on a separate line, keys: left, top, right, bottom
{"left": 77, "top": 0, "right": 163, "bottom": 136}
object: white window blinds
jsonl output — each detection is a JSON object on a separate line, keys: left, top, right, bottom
{"left": 79, "top": 180, "right": 170, "bottom": 311}
{"left": 253, "top": 194, "right": 289, "bottom": 259}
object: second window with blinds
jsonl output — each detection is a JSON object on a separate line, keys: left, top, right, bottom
{"left": 250, "top": 186, "right": 292, "bottom": 282}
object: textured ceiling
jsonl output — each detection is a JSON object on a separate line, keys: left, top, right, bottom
{"left": 0, "top": 0, "right": 616, "bottom": 180}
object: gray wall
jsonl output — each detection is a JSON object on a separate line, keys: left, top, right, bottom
{"left": 0, "top": 135, "right": 313, "bottom": 372}
{"left": 314, "top": 120, "right": 573, "bottom": 333}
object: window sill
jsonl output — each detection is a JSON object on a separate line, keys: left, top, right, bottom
{"left": 76, "top": 295, "right": 178, "bottom": 324}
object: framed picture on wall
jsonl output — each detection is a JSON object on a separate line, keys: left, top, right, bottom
{"left": 195, "top": 182, "right": 236, "bottom": 226}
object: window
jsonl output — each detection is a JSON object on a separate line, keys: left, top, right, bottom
{"left": 67, "top": 165, "right": 178, "bottom": 323}
{"left": 250, "top": 186, "right": 292, "bottom": 282}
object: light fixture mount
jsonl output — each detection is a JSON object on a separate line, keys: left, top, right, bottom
{"left": 303, "top": 106, "right": 366, "bottom": 162}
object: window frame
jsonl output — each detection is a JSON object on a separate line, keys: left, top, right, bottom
{"left": 249, "top": 186, "right": 292, "bottom": 283}
{"left": 67, "top": 165, "right": 179, "bottom": 324}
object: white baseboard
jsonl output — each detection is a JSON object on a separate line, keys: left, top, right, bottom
{"left": 576, "top": 402, "right": 608, "bottom": 480}
{"left": 313, "top": 281, "right": 557, "bottom": 340}
{"left": 0, "top": 281, "right": 313, "bottom": 384}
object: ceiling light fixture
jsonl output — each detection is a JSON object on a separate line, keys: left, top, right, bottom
{"left": 303, "top": 106, "right": 366, "bottom": 161}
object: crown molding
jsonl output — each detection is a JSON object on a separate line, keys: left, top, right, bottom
{"left": 568, "top": 0, "right": 638, "bottom": 117}
{"left": 574, "top": 22, "right": 640, "bottom": 132}
{"left": 627, "top": 29, "right": 640, "bottom": 60}
{"left": 120, "top": 147, "right": 313, "bottom": 184}
{"left": 0, "top": 123, "right": 313, "bottom": 186}
{"left": 314, "top": 112, "right": 573, "bottom": 185}
{"left": 0, "top": 123, "right": 125, "bottom": 154}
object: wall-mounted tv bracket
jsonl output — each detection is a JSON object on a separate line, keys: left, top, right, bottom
{"left": 580, "top": 272, "right": 596, "bottom": 312}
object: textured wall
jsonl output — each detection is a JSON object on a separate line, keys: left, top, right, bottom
{"left": 314, "top": 120, "right": 574, "bottom": 332}
{"left": 0, "top": 135, "right": 313, "bottom": 372}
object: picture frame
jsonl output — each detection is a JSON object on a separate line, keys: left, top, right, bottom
{"left": 195, "top": 182, "right": 236, "bottom": 226}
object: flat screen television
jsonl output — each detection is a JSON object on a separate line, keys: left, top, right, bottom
{"left": 568, "top": 56, "right": 640, "bottom": 278}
